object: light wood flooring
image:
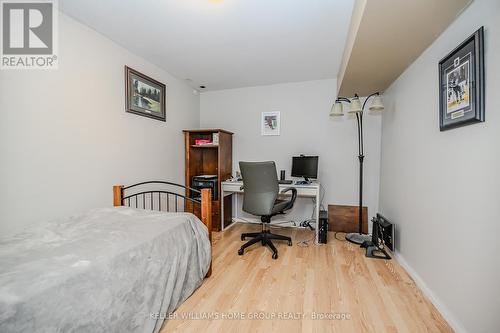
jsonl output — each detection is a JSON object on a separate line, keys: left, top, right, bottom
{"left": 162, "top": 223, "right": 452, "bottom": 333}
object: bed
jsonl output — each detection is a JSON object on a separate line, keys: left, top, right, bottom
{"left": 0, "top": 181, "right": 213, "bottom": 333}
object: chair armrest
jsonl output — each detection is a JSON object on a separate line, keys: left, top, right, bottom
{"left": 280, "top": 187, "right": 297, "bottom": 207}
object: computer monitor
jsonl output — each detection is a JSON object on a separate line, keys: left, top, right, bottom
{"left": 291, "top": 155, "right": 318, "bottom": 181}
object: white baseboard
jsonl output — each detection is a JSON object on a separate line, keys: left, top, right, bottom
{"left": 393, "top": 252, "right": 467, "bottom": 333}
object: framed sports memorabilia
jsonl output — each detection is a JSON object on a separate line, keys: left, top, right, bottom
{"left": 438, "top": 27, "right": 484, "bottom": 131}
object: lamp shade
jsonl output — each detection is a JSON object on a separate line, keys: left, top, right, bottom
{"left": 348, "top": 96, "right": 362, "bottom": 113}
{"left": 330, "top": 101, "right": 344, "bottom": 116}
{"left": 369, "top": 95, "right": 384, "bottom": 111}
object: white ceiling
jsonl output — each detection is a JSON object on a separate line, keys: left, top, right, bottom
{"left": 60, "top": 0, "right": 354, "bottom": 91}
{"left": 337, "top": 0, "right": 472, "bottom": 96}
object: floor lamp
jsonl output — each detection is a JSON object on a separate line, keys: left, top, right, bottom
{"left": 330, "top": 92, "right": 384, "bottom": 244}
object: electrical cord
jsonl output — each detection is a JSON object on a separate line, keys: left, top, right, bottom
{"left": 297, "top": 234, "right": 316, "bottom": 247}
{"left": 296, "top": 188, "right": 322, "bottom": 246}
{"left": 318, "top": 183, "right": 327, "bottom": 211}
{"left": 311, "top": 183, "right": 327, "bottom": 212}
{"left": 334, "top": 231, "right": 346, "bottom": 241}
{"left": 299, "top": 218, "right": 315, "bottom": 230}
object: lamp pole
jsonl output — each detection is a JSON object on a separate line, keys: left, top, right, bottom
{"left": 334, "top": 92, "right": 381, "bottom": 245}
{"left": 354, "top": 110, "right": 365, "bottom": 244}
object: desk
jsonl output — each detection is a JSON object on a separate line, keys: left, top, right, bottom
{"left": 221, "top": 181, "right": 321, "bottom": 243}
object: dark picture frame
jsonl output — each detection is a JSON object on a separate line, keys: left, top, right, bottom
{"left": 438, "top": 27, "right": 484, "bottom": 131}
{"left": 125, "top": 66, "right": 166, "bottom": 122}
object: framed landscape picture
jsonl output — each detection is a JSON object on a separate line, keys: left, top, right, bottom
{"left": 261, "top": 111, "right": 280, "bottom": 136}
{"left": 438, "top": 27, "right": 484, "bottom": 131}
{"left": 125, "top": 66, "right": 166, "bottom": 121}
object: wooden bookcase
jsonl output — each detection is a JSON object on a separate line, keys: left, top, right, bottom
{"left": 183, "top": 129, "right": 233, "bottom": 231}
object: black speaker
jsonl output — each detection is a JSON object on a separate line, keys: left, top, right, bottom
{"left": 280, "top": 170, "right": 286, "bottom": 181}
{"left": 375, "top": 213, "right": 395, "bottom": 251}
{"left": 361, "top": 214, "right": 394, "bottom": 260}
{"left": 318, "top": 210, "right": 328, "bottom": 244}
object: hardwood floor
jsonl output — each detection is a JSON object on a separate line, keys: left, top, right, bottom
{"left": 162, "top": 223, "right": 452, "bottom": 333}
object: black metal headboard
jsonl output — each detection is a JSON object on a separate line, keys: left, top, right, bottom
{"left": 118, "top": 181, "right": 201, "bottom": 213}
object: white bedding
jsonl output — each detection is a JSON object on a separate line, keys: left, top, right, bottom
{"left": 0, "top": 207, "right": 211, "bottom": 333}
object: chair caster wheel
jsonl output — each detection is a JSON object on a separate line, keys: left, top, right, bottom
{"left": 238, "top": 249, "right": 244, "bottom": 255}
{"left": 272, "top": 253, "right": 278, "bottom": 260}
{"left": 288, "top": 241, "right": 292, "bottom": 246}
{"left": 241, "top": 235, "right": 245, "bottom": 241}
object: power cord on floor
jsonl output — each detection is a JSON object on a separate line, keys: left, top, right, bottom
{"left": 297, "top": 235, "right": 316, "bottom": 247}
{"left": 334, "top": 231, "right": 347, "bottom": 241}
{"left": 268, "top": 220, "right": 299, "bottom": 229}
{"left": 299, "top": 219, "right": 315, "bottom": 230}
{"left": 296, "top": 218, "right": 316, "bottom": 247}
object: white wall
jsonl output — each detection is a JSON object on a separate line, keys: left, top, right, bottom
{"left": 0, "top": 13, "right": 200, "bottom": 234}
{"left": 379, "top": 0, "right": 500, "bottom": 332}
{"left": 200, "top": 80, "right": 382, "bottom": 224}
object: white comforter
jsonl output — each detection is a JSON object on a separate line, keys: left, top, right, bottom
{"left": 0, "top": 207, "right": 211, "bottom": 333}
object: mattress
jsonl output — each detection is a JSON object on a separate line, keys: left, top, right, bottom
{"left": 0, "top": 207, "right": 211, "bottom": 333}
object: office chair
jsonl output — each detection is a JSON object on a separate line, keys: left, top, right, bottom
{"left": 238, "top": 161, "right": 297, "bottom": 259}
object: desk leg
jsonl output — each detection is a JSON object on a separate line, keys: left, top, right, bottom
{"left": 221, "top": 191, "right": 225, "bottom": 231}
{"left": 234, "top": 193, "right": 238, "bottom": 222}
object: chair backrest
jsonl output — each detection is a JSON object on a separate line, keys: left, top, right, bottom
{"left": 239, "top": 161, "right": 279, "bottom": 216}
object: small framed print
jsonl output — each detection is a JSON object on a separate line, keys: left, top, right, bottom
{"left": 125, "top": 66, "right": 166, "bottom": 122}
{"left": 438, "top": 27, "right": 484, "bottom": 131}
{"left": 261, "top": 111, "right": 280, "bottom": 136}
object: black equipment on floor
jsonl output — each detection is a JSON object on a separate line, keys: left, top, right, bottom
{"left": 375, "top": 213, "right": 394, "bottom": 251}
{"left": 361, "top": 214, "right": 394, "bottom": 260}
{"left": 318, "top": 210, "right": 328, "bottom": 244}
{"left": 191, "top": 175, "right": 218, "bottom": 200}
